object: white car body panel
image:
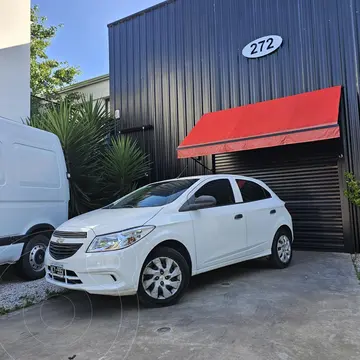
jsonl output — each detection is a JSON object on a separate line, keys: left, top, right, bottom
{"left": 57, "top": 207, "right": 163, "bottom": 235}
{"left": 45, "top": 174, "right": 293, "bottom": 297}
{"left": 186, "top": 177, "right": 248, "bottom": 269}
{"left": 190, "top": 204, "right": 248, "bottom": 269}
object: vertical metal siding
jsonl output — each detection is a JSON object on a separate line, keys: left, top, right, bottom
{"left": 109, "top": 0, "right": 360, "bottom": 252}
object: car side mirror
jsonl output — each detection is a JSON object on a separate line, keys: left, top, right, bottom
{"left": 187, "top": 195, "right": 217, "bottom": 211}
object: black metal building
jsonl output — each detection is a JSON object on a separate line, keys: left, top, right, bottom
{"left": 108, "top": 0, "right": 360, "bottom": 253}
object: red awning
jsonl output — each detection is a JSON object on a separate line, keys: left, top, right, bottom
{"left": 177, "top": 86, "right": 341, "bottom": 159}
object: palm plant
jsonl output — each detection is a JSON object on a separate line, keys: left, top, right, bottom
{"left": 29, "top": 96, "right": 112, "bottom": 216}
{"left": 29, "top": 96, "right": 152, "bottom": 217}
{"left": 102, "top": 136, "right": 152, "bottom": 201}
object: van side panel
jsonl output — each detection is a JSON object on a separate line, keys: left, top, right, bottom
{"left": 14, "top": 143, "right": 61, "bottom": 189}
{"left": 0, "top": 244, "right": 24, "bottom": 264}
{"left": 0, "top": 119, "right": 69, "bottom": 264}
{"left": 0, "top": 141, "right": 5, "bottom": 186}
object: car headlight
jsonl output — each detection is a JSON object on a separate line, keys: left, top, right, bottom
{"left": 87, "top": 226, "right": 155, "bottom": 253}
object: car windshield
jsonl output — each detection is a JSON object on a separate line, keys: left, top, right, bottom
{"left": 106, "top": 179, "right": 199, "bottom": 209}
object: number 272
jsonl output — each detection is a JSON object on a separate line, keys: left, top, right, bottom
{"left": 250, "top": 38, "right": 274, "bottom": 55}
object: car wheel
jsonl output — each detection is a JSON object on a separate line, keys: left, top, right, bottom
{"left": 270, "top": 228, "right": 293, "bottom": 269}
{"left": 138, "top": 247, "right": 190, "bottom": 307}
{"left": 17, "top": 234, "right": 49, "bottom": 281}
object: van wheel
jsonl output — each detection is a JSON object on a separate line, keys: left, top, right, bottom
{"left": 270, "top": 229, "right": 293, "bottom": 269}
{"left": 138, "top": 247, "right": 190, "bottom": 307}
{"left": 17, "top": 234, "right": 49, "bottom": 281}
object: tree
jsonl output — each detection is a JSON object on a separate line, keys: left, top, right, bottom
{"left": 31, "top": 5, "right": 80, "bottom": 100}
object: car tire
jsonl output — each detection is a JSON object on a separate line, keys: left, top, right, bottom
{"left": 270, "top": 228, "right": 293, "bottom": 269}
{"left": 16, "top": 234, "right": 49, "bottom": 281}
{"left": 138, "top": 247, "right": 190, "bottom": 307}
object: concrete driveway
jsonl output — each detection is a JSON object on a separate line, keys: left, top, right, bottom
{"left": 0, "top": 251, "right": 359, "bottom": 360}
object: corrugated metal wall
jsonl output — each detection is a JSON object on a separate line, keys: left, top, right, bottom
{"left": 109, "top": 0, "right": 360, "bottom": 252}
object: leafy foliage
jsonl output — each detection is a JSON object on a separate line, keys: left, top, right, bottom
{"left": 345, "top": 172, "right": 360, "bottom": 207}
{"left": 29, "top": 97, "right": 111, "bottom": 216}
{"left": 31, "top": 5, "right": 80, "bottom": 99}
{"left": 28, "top": 97, "right": 151, "bottom": 217}
{"left": 103, "top": 137, "right": 152, "bottom": 200}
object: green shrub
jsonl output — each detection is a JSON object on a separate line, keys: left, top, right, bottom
{"left": 103, "top": 136, "right": 151, "bottom": 200}
{"left": 345, "top": 172, "right": 360, "bottom": 207}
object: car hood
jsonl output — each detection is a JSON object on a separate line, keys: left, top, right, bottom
{"left": 56, "top": 207, "right": 163, "bottom": 236}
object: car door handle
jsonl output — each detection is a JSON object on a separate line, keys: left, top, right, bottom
{"left": 234, "top": 214, "right": 243, "bottom": 220}
{"left": 270, "top": 209, "right": 276, "bottom": 215}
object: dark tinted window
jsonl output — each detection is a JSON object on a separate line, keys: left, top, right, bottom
{"left": 195, "top": 179, "right": 235, "bottom": 206}
{"left": 107, "top": 179, "right": 199, "bottom": 208}
{"left": 236, "top": 179, "right": 271, "bottom": 203}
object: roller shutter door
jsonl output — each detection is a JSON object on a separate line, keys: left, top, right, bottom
{"left": 215, "top": 141, "right": 345, "bottom": 251}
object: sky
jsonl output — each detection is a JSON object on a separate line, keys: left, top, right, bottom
{"left": 32, "top": 0, "right": 162, "bottom": 81}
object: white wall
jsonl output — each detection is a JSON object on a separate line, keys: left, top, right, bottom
{"left": 72, "top": 80, "right": 110, "bottom": 101}
{"left": 0, "top": 0, "right": 30, "bottom": 123}
{"left": 60, "top": 76, "right": 110, "bottom": 112}
{"left": 61, "top": 77, "right": 109, "bottom": 102}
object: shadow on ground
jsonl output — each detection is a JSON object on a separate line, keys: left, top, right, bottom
{"left": 0, "top": 264, "right": 21, "bottom": 283}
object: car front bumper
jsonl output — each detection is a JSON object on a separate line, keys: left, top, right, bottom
{"left": 45, "top": 244, "right": 144, "bottom": 297}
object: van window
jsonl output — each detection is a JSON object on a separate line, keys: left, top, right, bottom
{"left": 0, "top": 141, "right": 5, "bottom": 186}
{"left": 14, "top": 143, "right": 60, "bottom": 188}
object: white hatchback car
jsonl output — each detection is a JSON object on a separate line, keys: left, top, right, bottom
{"left": 45, "top": 175, "right": 293, "bottom": 306}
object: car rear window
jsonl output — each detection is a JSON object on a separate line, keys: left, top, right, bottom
{"left": 236, "top": 179, "right": 271, "bottom": 203}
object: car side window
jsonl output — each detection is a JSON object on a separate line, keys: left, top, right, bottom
{"left": 194, "top": 179, "right": 235, "bottom": 207}
{"left": 236, "top": 179, "right": 271, "bottom": 203}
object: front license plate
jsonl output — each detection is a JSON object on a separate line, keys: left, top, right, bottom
{"left": 50, "top": 265, "right": 64, "bottom": 278}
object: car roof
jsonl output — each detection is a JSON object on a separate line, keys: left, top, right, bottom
{"left": 156, "top": 174, "right": 271, "bottom": 190}
{"left": 164, "top": 174, "right": 274, "bottom": 191}
{"left": 161, "top": 174, "right": 262, "bottom": 182}
{"left": 145, "top": 174, "right": 278, "bottom": 199}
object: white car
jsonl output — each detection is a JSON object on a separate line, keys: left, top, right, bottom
{"left": 45, "top": 175, "right": 293, "bottom": 306}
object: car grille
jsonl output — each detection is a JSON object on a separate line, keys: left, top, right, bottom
{"left": 53, "top": 230, "right": 87, "bottom": 239}
{"left": 47, "top": 267, "right": 83, "bottom": 284}
{"left": 49, "top": 242, "right": 83, "bottom": 260}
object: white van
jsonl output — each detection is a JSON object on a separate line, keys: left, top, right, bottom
{"left": 0, "top": 118, "right": 69, "bottom": 280}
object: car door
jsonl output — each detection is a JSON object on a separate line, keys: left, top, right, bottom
{"left": 234, "top": 179, "right": 277, "bottom": 254}
{"left": 187, "top": 178, "right": 247, "bottom": 271}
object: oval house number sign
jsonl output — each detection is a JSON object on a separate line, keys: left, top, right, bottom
{"left": 242, "top": 35, "right": 283, "bottom": 59}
